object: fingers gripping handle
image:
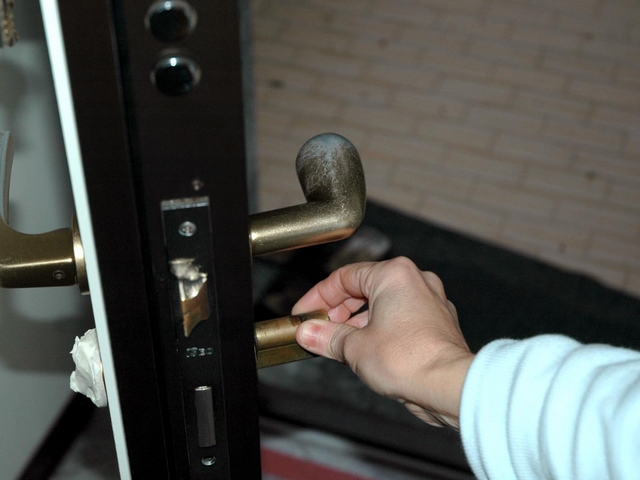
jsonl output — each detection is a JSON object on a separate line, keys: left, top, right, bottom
{"left": 0, "top": 131, "right": 88, "bottom": 292}
{"left": 249, "top": 133, "right": 366, "bottom": 256}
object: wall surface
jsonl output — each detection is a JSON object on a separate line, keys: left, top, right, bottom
{"left": 252, "top": 0, "right": 640, "bottom": 298}
{"left": 0, "top": 2, "right": 93, "bottom": 477}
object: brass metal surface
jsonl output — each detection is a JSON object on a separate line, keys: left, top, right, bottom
{"left": 256, "top": 343, "right": 314, "bottom": 370}
{"left": 0, "top": 131, "right": 88, "bottom": 292}
{"left": 72, "top": 216, "right": 89, "bottom": 294}
{"left": 255, "top": 311, "right": 329, "bottom": 369}
{"left": 249, "top": 133, "right": 366, "bottom": 256}
{"left": 170, "top": 258, "right": 211, "bottom": 337}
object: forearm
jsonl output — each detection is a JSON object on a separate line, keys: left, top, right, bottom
{"left": 461, "top": 335, "right": 640, "bottom": 479}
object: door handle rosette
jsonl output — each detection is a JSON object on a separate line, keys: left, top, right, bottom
{"left": 0, "top": 131, "right": 88, "bottom": 292}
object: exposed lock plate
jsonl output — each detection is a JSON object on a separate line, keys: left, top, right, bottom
{"left": 162, "top": 196, "right": 211, "bottom": 338}
{"left": 161, "top": 195, "right": 227, "bottom": 475}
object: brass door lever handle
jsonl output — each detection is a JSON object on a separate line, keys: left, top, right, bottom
{"left": 0, "top": 132, "right": 88, "bottom": 292}
{"left": 249, "top": 133, "right": 366, "bottom": 256}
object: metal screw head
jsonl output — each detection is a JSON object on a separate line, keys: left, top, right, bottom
{"left": 53, "top": 270, "right": 65, "bottom": 280}
{"left": 191, "top": 178, "right": 204, "bottom": 191}
{"left": 202, "top": 456, "right": 216, "bottom": 466}
{"left": 178, "top": 221, "right": 197, "bottom": 237}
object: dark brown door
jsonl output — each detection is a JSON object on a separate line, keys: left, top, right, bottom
{"left": 56, "top": 1, "right": 260, "bottom": 477}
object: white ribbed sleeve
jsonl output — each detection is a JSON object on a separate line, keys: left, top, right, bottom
{"left": 460, "top": 335, "right": 640, "bottom": 480}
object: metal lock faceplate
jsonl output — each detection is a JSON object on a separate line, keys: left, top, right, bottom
{"left": 161, "top": 196, "right": 228, "bottom": 477}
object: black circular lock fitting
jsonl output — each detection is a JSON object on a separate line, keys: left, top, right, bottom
{"left": 145, "top": 1, "right": 197, "bottom": 42}
{"left": 151, "top": 55, "right": 201, "bottom": 96}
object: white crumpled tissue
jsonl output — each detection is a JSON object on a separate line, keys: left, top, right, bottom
{"left": 70, "top": 328, "right": 108, "bottom": 407}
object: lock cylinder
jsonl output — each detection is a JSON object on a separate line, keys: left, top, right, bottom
{"left": 254, "top": 311, "right": 328, "bottom": 369}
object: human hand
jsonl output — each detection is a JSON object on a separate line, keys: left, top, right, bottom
{"left": 293, "top": 257, "right": 474, "bottom": 429}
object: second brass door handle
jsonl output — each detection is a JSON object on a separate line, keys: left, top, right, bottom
{"left": 249, "top": 133, "right": 366, "bottom": 257}
{"left": 0, "top": 131, "right": 88, "bottom": 292}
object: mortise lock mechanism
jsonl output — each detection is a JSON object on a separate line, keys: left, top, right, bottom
{"left": 0, "top": 132, "right": 88, "bottom": 293}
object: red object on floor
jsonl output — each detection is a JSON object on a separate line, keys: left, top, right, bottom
{"left": 261, "top": 447, "right": 374, "bottom": 480}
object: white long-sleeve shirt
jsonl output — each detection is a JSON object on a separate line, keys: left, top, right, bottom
{"left": 460, "top": 335, "right": 640, "bottom": 479}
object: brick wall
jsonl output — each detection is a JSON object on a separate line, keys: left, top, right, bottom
{"left": 251, "top": 0, "right": 640, "bottom": 297}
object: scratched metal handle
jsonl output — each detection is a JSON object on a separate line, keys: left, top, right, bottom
{"left": 249, "top": 133, "right": 366, "bottom": 256}
{"left": 0, "top": 131, "right": 88, "bottom": 292}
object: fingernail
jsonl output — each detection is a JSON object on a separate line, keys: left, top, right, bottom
{"left": 297, "top": 320, "right": 324, "bottom": 350}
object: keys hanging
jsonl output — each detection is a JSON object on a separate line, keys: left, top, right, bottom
{"left": 1, "top": 0, "right": 19, "bottom": 48}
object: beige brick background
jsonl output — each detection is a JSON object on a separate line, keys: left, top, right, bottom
{"left": 250, "top": 0, "right": 640, "bottom": 298}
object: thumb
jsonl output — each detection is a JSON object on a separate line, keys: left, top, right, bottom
{"left": 296, "top": 319, "right": 357, "bottom": 363}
